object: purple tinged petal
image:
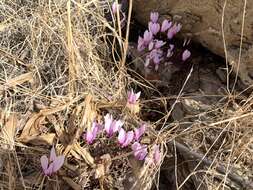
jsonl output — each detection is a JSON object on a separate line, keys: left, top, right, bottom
{"left": 122, "top": 131, "right": 134, "bottom": 147}
{"left": 134, "top": 124, "right": 146, "bottom": 141}
{"left": 143, "top": 30, "right": 153, "bottom": 44}
{"left": 161, "top": 20, "right": 172, "bottom": 32}
{"left": 145, "top": 57, "right": 150, "bottom": 67}
{"left": 45, "top": 163, "right": 54, "bottom": 176}
{"left": 150, "top": 12, "right": 159, "bottom": 23}
{"left": 155, "top": 40, "right": 166, "bottom": 49}
{"left": 167, "top": 30, "right": 174, "bottom": 39}
{"left": 182, "top": 49, "right": 191, "bottom": 61}
{"left": 112, "top": 2, "right": 122, "bottom": 14}
{"left": 131, "top": 142, "right": 147, "bottom": 160}
{"left": 148, "top": 22, "right": 160, "bottom": 35}
{"left": 137, "top": 36, "right": 145, "bottom": 52}
{"left": 135, "top": 91, "right": 141, "bottom": 101}
{"left": 118, "top": 128, "right": 126, "bottom": 145}
{"left": 113, "top": 120, "right": 123, "bottom": 133}
{"left": 127, "top": 89, "right": 141, "bottom": 104}
{"left": 50, "top": 146, "right": 57, "bottom": 162}
{"left": 104, "top": 114, "right": 113, "bottom": 136}
{"left": 148, "top": 41, "right": 154, "bottom": 50}
{"left": 85, "top": 130, "right": 94, "bottom": 144}
{"left": 52, "top": 155, "right": 65, "bottom": 173}
{"left": 41, "top": 155, "right": 48, "bottom": 173}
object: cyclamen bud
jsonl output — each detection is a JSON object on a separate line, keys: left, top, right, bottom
{"left": 182, "top": 49, "right": 191, "bottom": 61}
{"left": 150, "top": 12, "right": 159, "bottom": 23}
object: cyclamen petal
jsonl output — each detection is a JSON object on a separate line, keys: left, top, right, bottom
{"left": 134, "top": 124, "right": 146, "bottom": 141}
{"left": 137, "top": 36, "right": 145, "bottom": 52}
{"left": 148, "top": 22, "right": 160, "bottom": 35}
{"left": 182, "top": 49, "right": 191, "bottom": 61}
{"left": 143, "top": 30, "right": 153, "bottom": 44}
{"left": 40, "top": 155, "right": 48, "bottom": 172}
{"left": 45, "top": 163, "right": 54, "bottom": 176}
{"left": 118, "top": 128, "right": 126, "bottom": 145}
{"left": 41, "top": 146, "right": 65, "bottom": 176}
{"left": 122, "top": 131, "right": 134, "bottom": 147}
{"left": 131, "top": 142, "right": 148, "bottom": 160}
{"left": 50, "top": 146, "right": 57, "bottom": 162}
{"left": 85, "top": 130, "right": 94, "bottom": 144}
{"left": 148, "top": 41, "right": 154, "bottom": 50}
{"left": 104, "top": 114, "right": 113, "bottom": 136}
{"left": 161, "top": 20, "right": 172, "bottom": 32}
{"left": 155, "top": 40, "right": 166, "bottom": 49}
{"left": 127, "top": 89, "right": 141, "bottom": 104}
{"left": 112, "top": 2, "right": 122, "bottom": 14}
{"left": 150, "top": 12, "right": 159, "bottom": 23}
{"left": 52, "top": 155, "right": 65, "bottom": 173}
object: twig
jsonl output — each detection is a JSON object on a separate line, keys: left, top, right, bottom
{"left": 167, "top": 140, "right": 253, "bottom": 189}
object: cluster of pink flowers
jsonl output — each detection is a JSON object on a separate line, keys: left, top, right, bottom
{"left": 137, "top": 12, "right": 191, "bottom": 70}
{"left": 83, "top": 89, "right": 161, "bottom": 164}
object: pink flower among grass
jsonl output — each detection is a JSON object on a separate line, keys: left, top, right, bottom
{"left": 112, "top": 1, "right": 122, "bottom": 14}
{"left": 161, "top": 19, "right": 172, "bottom": 32}
{"left": 104, "top": 114, "right": 123, "bottom": 137}
{"left": 134, "top": 124, "right": 146, "bottom": 141}
{"left": 40, "top": 146, "right": 65, "bottom": 176}
{"left": 137, "top": 36, "right": 145, "bottom": 52}
{"left": 167, "top": 23, "right": 182, "bottom": 39}
{"left": 143, "top": 30, "right": 153, "bottom": 44}
{"left": 127, "top": 89, "right": 141, "bottom": 104}
{"left": 155, "top": 40, "right": 166, "bottom": 49}
{"left": 182, "top": 49, "right": 191, "bottom": 61}
{"left": 84, "top": 121, "right": 102, "bottom": 144}
{"left": 150, "top": 12, "right": 159, "bottom": 23}
{"left": 118, "top": 128, "right": 134, "bottom": 147}
{"left": 148, "top": 22, "right": 160, "bottom": 35}
{"left": 131, "top": 142, "right": 148, "bottom": 160}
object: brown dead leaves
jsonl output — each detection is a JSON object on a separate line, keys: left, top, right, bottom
{"left": 0, "top": 111, "right": 17, "bottom": 150}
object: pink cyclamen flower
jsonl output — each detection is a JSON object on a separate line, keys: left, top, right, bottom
{"left": 167, "top": 44, "right": 175, "bottom": 58}
{"left": 148, "top": 22, "right": 160, "bottom": 35}
{"left": 112, "top": 2, "right": 122, "bottom": 14}
{"left": 148, "top": 41, "right": 154, "bottom": 50}
{"left": 134, "top": 124, "right": 146, "bottom": 141}
{"left": 155, "top": 40, "right": 166, "bottom": 49}
{"left": 182, "top": 49, "right": 191, "bottom": 61}
{"left": 127, "top": 89, "right": 141, "bottom": 104}
{"left": 104, "top": 114, "right": 123, "bottom": 137}
{"left": 40, "top": 146, "right": 65, "bottom": 176}
{"left": 150, "top": 12, "right": 159, "bottom": 23}
{"left": 143, "top": 30, "right": 153, "bottom": 44}
{"left": 84, "top": 121, "right": 101, "bottom": 144}
{"left": 161, "top": 20, "right": 172, "bottom": 32}
{"left": 167, "top": 23, "right": 182, "bottom": 39}
{"left": 137, "top": 36, "right": 146, "bottom": 52}
{"left": 131, "top": 142, "right": 148, "bottom": 160}
{"left": 118, "top": 128, "right": 134, "bottom": 147}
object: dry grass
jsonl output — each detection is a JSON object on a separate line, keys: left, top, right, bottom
{"left": 0, "top": 0, "right": 252, "bottom": 190}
